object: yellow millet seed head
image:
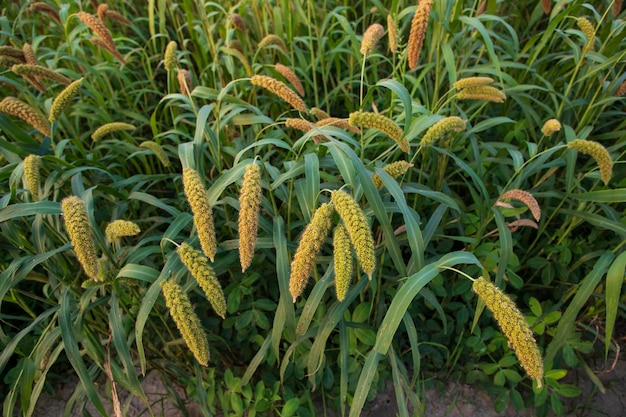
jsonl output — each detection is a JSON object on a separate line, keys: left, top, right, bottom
{"left": 567, "top": 139, "right": 613, "bottom": 185}
{"left": 91, "top": 122, "right": 135, "bottom": 141}
{"left": 258, "top": 34, "right": 287, "bottom": 53}
{"left": 372, "top": 160, "right": 413, "bottom": 190}
{"left": 453, "top": 77, "right": 495, "bottom": 90}
{"left": 177, "top": 243, "right": 226, "bottom": 319}
{"left": 576, "top": 17, "right": 595, "bottom": 50}
{"left": 164, "top": 41, "right": 178, "bottom": 72}
{"left": 251, "top": 75, "right": 307, "bottom": 112}
{"left": 348, "top": 111, "right": 409, "bottom": 152}
{"left": 49, "top": 77, "right": 83, "bottom": 123}
{"left": 387, "top": 14, "right": 398, "bottom": 53}
{"left": 472, "top": 277, "right": 544, "bottom": 387}
{"left": 289, "top": 202, "right": 335, "bottom": 302}
{"left": 139, "top": 141, "right": 170, "bottom": 167}
{"left": 315, "top": 117, "right": 361, "bottom": 135}
{"left": 76, "top": 12, "right": 119, "bottom": 57}
{"left": 229, "top": 13, "right": 246, "bottom": 31}
{"left": 177, "top": 69, "right": 193, "bottom": 96}
{"left": 456, "top": 85, "right": 506, "bottom": 103}
{"left": 0, "top": 97, "right": 51, "bottom": 137}
{"left": 182, "top": 168, "right": 217, "bottom": 261}
{"left": 310, "top": 107, "right": 330, "bottom": 120}
{"left": 275, "top": 63, "right": 305, "bottom": 97}
{"left": 238, "top": 163, "right": 262, "bottom": 272}
{"left": 23, "top": 154, "right": 41, "bottom": 199}
{"left": 61, "top": 196, "right": 99, "bottom": 281}
{"left": 105, "top": 220, "right": 140, "bottom": 242}
{"left": 11, "top": 64, "right": 71, "bottom": 86}
{"left": 420, "top": 116, "right": 467, "bottom": 147}
{"left": 541, "top": 119, "right": 561, "bottom": 136}
{"left": 498, "top": 189, "right": 541, "bottom": 222}
{"left": 407, "top": 0, "right": 434, "bottom": 70}
{"left": 333, "top": 224, "right": 353, "bottom": 302}
{"left": 331, "top": 190, "right": 375, "bottom": 279}
{"left": 360, "top": 23, "right": 385, "bottom": 56}
{"left": 30, "top": 2, "right": 62, "bottom": 25}
{"left": 161, "top": 279, "right": 210, "bottom": 366}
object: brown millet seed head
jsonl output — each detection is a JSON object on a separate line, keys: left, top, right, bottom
{"left": 615, "top": 80, "right": 626, "bottom": 97}
{"left": 229, "top": 13, "right": 246, "bottom": 31}
{"left": 182, "top": 168, "right": 217, "bottom": 261}
{"left": 315, "top": 117, "right": 361, "bottom": 135}
{"left": 407, "top": 0, "right": 434, "bottom": 70}
{"left": 251, "top": 75, "right": 307, "bottom": 112}
{"left": 498, "top": 189, "right": 541, "bottom": 222}
{"left": 238, "top": 163, "right": 262, "bottom": 272}
{"left": 0, "top": 45, "right": 26, "bottom": 61}
{"left": 614, "top": 0, "right": 624, "bottom": 16}
{"left": 472, "top": 277, "right": 544, "bottom": 387}
{"left": 360, "top": 23, "right": 385, "bottom": 56}
{"left": 542, "top": 0, "right": 551, "bottom": 14}
{"left": 0, "top": 97, "right": 51, "bottom": 137}
{"left": 275, "top": 63, "right": 305, "bottom": 96}
{"left": 22, "top": 43, "right": 39, "bottom": 66}
{"left": 77, "top": 12, "right": 121, "bottom": 60}
{"left": 286, "top": 118, "right": 314, "bottom": 133}
{"left": 258, "top": 34, "right": 287, "bottom": 53}
{"left": 177, "top": 69, "right": 193, "bottom": 96}
{"left": 29, "top": 2, "right": 62, "bottom": 24}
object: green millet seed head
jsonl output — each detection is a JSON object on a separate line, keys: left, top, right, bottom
{"left": 576, "top": 17, "right": 595, "bottom": 50}
{"left": 0, "top": 97, "right": 51, "bottom": 137}
{"left": 289, "top": 202, "right": 335, "bottom": 302}
{"left": 331, "top": 190, "right": 375, "bottom": 279}
{"left": 164, "top": 41, "right": 178, "bottom": 71}
{"left": 360, "top": 23, "right": 385, "bottom": 56}
{"left": 105, "top": 220, "right": 140, "bottom": 242}
{"left": 275, "top": 63, "right": 305, "bottom": 97}
{"left": 91, "top": 122, "right": 135, "bottom": 141}
{"left": 161, "top": 279, "right": 210, "bottom": 366}
{"left": 49, "top": 77, "right": 83, "bottom": 122}
{"left": 61, "top": 196, "right": 99, "bottom": 281}
{"left": 238, "top": 163, "right": 262, "bottom": 272}
{"left": 182, "top": 168, "right": 217, "bottom": 261}
{"left": 453, "top": 77, "right": 495, "bottom": 90}
{"left": 177, "top": 243, "right": 226, "bottom": 319}
{"left": 472, "top": 277, "right": 544, "bottom": 387}
{"left": 333, "top": 224, "right": 353, "bottom": 302}
{"left": 420, "top": 116, "right": 467, "bottom": 147}
{"left": 456, "top": 86, "right": 506, "bottom": 102}
{"left": 541, "top": 119, "right": 561, "bottom": 136}
{"left": 23, "top": 154, "right": 41, "bottom": 199}
{"left": 348, "top": 111, "right": 409, "bottom": 152}
{"left": 250, "top": 75, "right": 306, "bottom": 112}
{"left": 11, "top": 64, "right": 71, "bottom": 86}
{"left": 139, "top": 141, "right": 170, "bottom": 167}
{"left": 567, "top": 139, "right": 613, "bottom": 185}
{"left": 372, "top": 160, "right": 413, "bottom": 190}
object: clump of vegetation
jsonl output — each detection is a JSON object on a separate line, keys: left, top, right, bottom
{"left": 1, "top": 1, "right": 625, "bottom": 417}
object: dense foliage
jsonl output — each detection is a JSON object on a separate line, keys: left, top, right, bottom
{"left": 1, "top": 0, "right": 625, "bottom": 416}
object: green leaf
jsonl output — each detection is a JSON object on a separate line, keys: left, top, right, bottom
{"left": 529, "top": 297, "right": 542, "bottom": 317}
{"left": 281, "top": 398, "right": 299, "bottom": 417}
{"left": 494, "top": 391, "right": 509, "bottom": 414}
{"left": 0, "top": 201, "right": 61, "bottom": 222}
{"left": 348, "top": 350, "right": 381, "bottom": 417}
{"left": 605, "top": 251, "right": 626, "bottom": 357}
{"left": 376, "top": 79, "right": 412, "bottom": 135}
{"left": 573, "top": 189, "right": 626, "bottom": 203}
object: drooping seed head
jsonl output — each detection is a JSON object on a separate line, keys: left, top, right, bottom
{"left": 456, "top": 85, "right": 506, "bottom": 102}
{"left": 497, "top": 189, "right": 541, "bottom": 222}
{"left": 182, "top": 168, "right": 217, "bottom": 261}
{"left": 0, "top": 45, "right": 26, "bottom": 62}
{"left": 97, "top": 4, "right": 109, "bottom": 21}
{"left": 542, "top": 0, "right": 551, "bottom": 14}
{"left": 91, "top": 122, "right": 135, "bottom": 141}
{"left": 139, "top": 141, "right": 170, "bottom": 167}
{"left": 177, "top": 243, "right": 226, "bottom": 319}
{"left": 387, "top": 14, "right": 398, "bottom": 53}
{"left": 331, "top": 190, "right": 376, "bottom": 279}
{"left": 407, "top": 0, "right": 434, "bottom": 69}
{"left": 105, "top": 220, "right": 140, "bottom": 242}
{"left": 251, "top": 75, "right": 307, "bottom": 112}
{"left": 310, "top": 107, "right": 330, "bottom": 120}
{"left": 29, "top": 2, "right": 62, "bottom": 24}
{"left": 333, "top": 224, "right": 353, "bottom": 302}
{"left": 88, "top": 37, "right": 126, "bottom": 63}
{"left": 453, "top": 76, "right": 495, "bottom": 90}
{"left": 420, "top": 116, "right": 467, "bottom": 147}
{"left": 238, "top": 163, "right": 262, "bottom": 272}
{"left": 315, "top": 117, "right": 361, "bottom": 134}
{"left": 98, "top": 5, "right": 132, "bottom": 26}
{"left": 49, "top": 77, "right": 83, "bottom": 122}
{"left": 61, "top": 196, "right": 99, "bottom": 281}
{"left": 11, "top": 64, "right": 71, "bottom": 86}
{"left": 229, "top": 13, "right": 246, "bottom": 31}
{"left": 161, "top": 279, "right": 210, "bottom": 366}
{"left": 23, "top": 154, "right": 41, "bottom": 199}
{"left": 614, "top": 0, "right": 623, "bottom": 16}
{"left": 0, "top": 97, "right": 51, "bottom": 137}
{"left": 77, "top": 12, "right": 124, "bottom": 63}
{"left": 541, "top": 119, "right": 561, "bottom": 136}
{"left": 22, "top": 43, "right": 39, "bottom": 66}
{"left": 258, "top": 34, "right": 287, "bottom": 53}
{"left": 472, "top": 277, "right": 544, "bottom": 387}
{"left": 275, "top": 63, "right": 305, "bottom": 96}
{"left": 614, "top": 80, "right": 626, "bottom": 97}
{"left": 177, "top": 69, "right": 193, "bottom": 96}
{"left": 372, "top": 160, "right": 413, "bottom": 190}
{"left": 164, "top": 41, "right": 178, "bottom": 71}
{"left": 360, "top": 23, "right": 385, "bottom": 57}
{"left": 567, "top": 139, "right": 613, "bottom": 185}
{"left": 289, "top": 202, "right": 335, "bottom": 302}
{"left": 348, "top": 111, "right": 409, "bottom": 152}
{"left": 286, "top": 118, "right": 314, "bottom": 133}
{"left": 576, "top": 17, "right": 595, "bottom": 50}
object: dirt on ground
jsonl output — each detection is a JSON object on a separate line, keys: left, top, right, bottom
{"left": 33, "top": 356, "right": 626, "bottom": 417}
